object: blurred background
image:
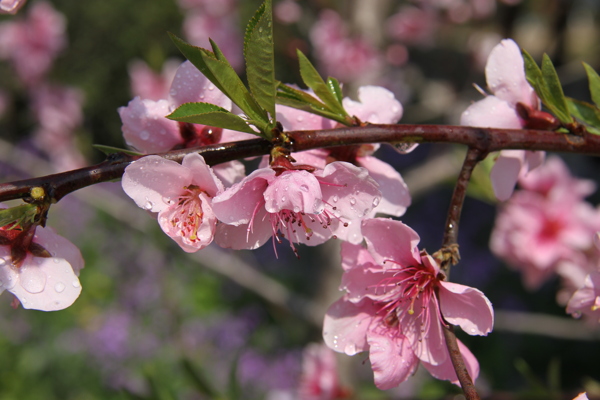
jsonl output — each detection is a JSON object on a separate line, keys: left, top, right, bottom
{"left": 0, "top": 0, "right": 599, "bottom": 398}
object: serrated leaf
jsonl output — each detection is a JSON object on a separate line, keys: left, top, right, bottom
{"left": 169, "top": 33, "right": 270, "bottom": 135}
{"left": 168, "top": 102, "right": 258, "bottom": 134}
{"left": 583, "top": 62, "right": 600, "bottom": 108}
{"left": 93, "top": 145, "right": 143, "bottom": 156}
{"left": 0, "top": 204, "right": 38, "bottom": 229}
{"left": 540, "top": 54, "right": 572, "bottom": 123}
{"left": 244, "top": 0, "right": 276, "bottom": 118}
{"left": 567, "top": 98, "right": 600, "bottom": 135}
{"left": 327, "top": 77, "right": 343, "bottom": 104}
{"left": 297, "top": 50, "right": 347, "bottom": 116}
{"left": 521, "top": 48, "right": 544, "bottom": 91}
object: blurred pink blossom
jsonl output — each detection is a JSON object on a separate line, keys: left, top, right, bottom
{"left": 323, "top": 218, "right": 493, "bottom": 389}
{"left": 31, "top": 83, "right": 86, "bottom": 171}
{"left": 122, "top": 153, "right": 227, "bottom": 252}
{"left": 567, "top": 271, "right": 600, "bottom": 323}
{"left": 461, "top": 39, "right": 544, "bottom": 201}
{"left": 386, "top": 6, "right": 437, "bottom": 45}
{"left": 212, "top": 162, "right": 381, "bottom": 253}
{"left": 0, "top": 1, "right": 66, "bottom": 86}
{"left": 128, "top": 58, "right": 180, "bottom": 101}
{"left": 309, "top": 10, "right": 381, "bottom": 83}
{"left": 274, "top": 0, "right": 302, "bottom": 25}
{"left": 491, "top": 157, "right": 600, "bottom": 290}
{"left": 298, "top": 343, "right": 349, "bottom": 400}
{"left": 0, "top": 225, "right": 84, "bottom": 311}
{"left": 0, "top": 0, "right": 26, "bottom": 14}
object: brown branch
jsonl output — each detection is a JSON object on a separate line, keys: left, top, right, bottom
{"left": 442, "top": 325, "right": 480, "bottom": 400}
{"left": 1, "top": 124, "right": 598, "bottom": 202}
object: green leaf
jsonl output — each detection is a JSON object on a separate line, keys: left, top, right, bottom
{"left": 169, "top": 34, "right": 270, "bottom": 135}
{"left": 275, "top": 92, "right": 351, "bottom": 125}
{"left": 93, "top": 145, "right": 143, "bottom": 156}
{"left": 167, "top": 102, "right": 258, "bottom": 134}
{"left": 296, "top": 50, "right": 347, "bottom": 116}
{"left": 521, "top": 48, "right": 544, "bottom": 91}
{"left": 277, "top": 82, "right": 328, "bottom": 109}
{"left": 244, "top": 0, "right": 276, "bottom": 118}
{"left": 583, "top": 62, "right": 600, "bottom": 108}
{"left": 0, "top": 204, "right": 38, "bottom": 229}
{"left": 540, "top": 54, "right": 572, "bottom": 123}
{"left": 566, "top": 98, "right": 600, "bottom": 134}
{"left": 327, "top": 77, "right": 344, "bottom": 104}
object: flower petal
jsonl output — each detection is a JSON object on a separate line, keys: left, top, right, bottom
{"left": 367, "top": 327, "right": 418, "bottom": 390}
{"left": 323, "top": 297, "right": 378, "bottom": 356}
{"left": 358, "top": 156, "right": 410, "bottom": 217}
{"left": 362, "top": 218, "right": 421, "bottom": 268}
{"left": 343, "top": 86, "right": 403, "bottom": 124}
{"left": 169, "top": 60, "right": 232, "bottom": 109}
{"left": 489, "top": 150, "right": 526, "bottom": 201}
{"left": 438, "top": 281, "right": 494, "bottom": 336}
{"left": 263, "top": 170, "right": 323, "bottom": 214}
{"left": 182, "top": 153, "right": 224, "bottom": 196}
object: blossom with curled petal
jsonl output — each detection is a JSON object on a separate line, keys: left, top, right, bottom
{"left": 323, "top": 218, "right": 493, "bottom": 389}
{"left": 122, "top": 153, "right": 225, "bottom": 252}
{"left": 212, "top": 162, "right": 381, "bottom": 253}
{"left": 0, "top": 226, "right": 83, "bottom": 311}
{"left": 460, "top": 38, "right": 544, "bottom": 201}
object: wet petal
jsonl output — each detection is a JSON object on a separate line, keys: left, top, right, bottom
{"left": 438, "top": 281, "right": 494, "bottom": 336}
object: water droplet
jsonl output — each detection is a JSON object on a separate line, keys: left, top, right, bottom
{"left": 54, "top": 282, "right": 65, "bottom": 293}
{"left": 139, "top": 130, "right": 150, "bottom": 140}
{"left": 332, "top": 195, "right": 339, "bottom": 203}
{"left": 293, "top": 206, "right": 300, "bottom": 213}
{"left": 143, "top": 201, "right": 153, "bottom": 210}
{"left": 470, "top": 328, "right": 476, "bottom": 333}
{"left": 349, "top": 197, "right": 356, "bottom": 205}
{"left": 258, "top": 27, "right": 263, "bottom": 33}
{"left": 20, "top": 268, "right": 47, "bottom": 294}
{"left": 53, "top": 258, "right": 60, "bottom": 263}
{"left": 72, "top": 280, "right": 81, "bottom": 288}
{"left": 300, "top": 184, "right": 309, "bottom": 192}
{"left": 0, "top": 258, "right": 6, "bottom": 266}
{"left": 281, "top": 196, "right": 286, "bottom": 202}
{"left": 296, "top": 115, "right": 304, "bottom": 122}
{"left": 208, "top": 85, "right": 215, "bottom": 91}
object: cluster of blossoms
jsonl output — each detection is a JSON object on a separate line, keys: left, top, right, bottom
{"left": 115, "top": 54, "right": 498, "bottom": 389}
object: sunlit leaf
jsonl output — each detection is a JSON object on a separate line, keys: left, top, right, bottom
{"left": 167, "top": 102, "right": 257, "bottom": 134}
{"left": 327, "top": 77, "right": 344, "bottom": 104}
{"left": 540, "top": 54, "right": 572, "bottom": 123}
{"left": 566, "top": 98, "right": 600, "bottom": 135}
{"left": 297, "top": 50, "right": 347, "bottom": 116}
{"left": 244, "top": 0, "right": 276, "bottom": 118}
{"left": 583, "top": 62, "right": 600, "bottom": 108}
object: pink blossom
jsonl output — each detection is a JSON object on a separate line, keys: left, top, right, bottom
{"left": 490, "top": 158, "right": 600, "bottom": 290}
{"left": 385, "top": 7, "right": 437, "bottom": 45}
{"left": 567, "top": 271, "right": 600, "bottom": 323}
{"left": 309, "top": 10, "right": 381, "bottom": 83}
{"left": 0, "top": 225, "right": 83, "bottom": 311}
{"left": 298, "top": 343, "right": 349, "bottom": 400}
{"left": 460, "top": 39, "right": 544, "bottom": 201}
{"left": 212, "top": 162, "right": 381, "bottom": 252}
{"left": 122, "top": 153, "right": 224, "bottom": 252}
{"left": 119, "top": 60, "right": 253, "bottom": 163}
{"left": 274, "top": 0, "right": 302, "bottom": 25}
{"left": 573, "top": 393, "right": 589, "bottom": 400}
{"left": 323, "top": 218, "right": 493, "bottom": 389}
{"left": 30, "top": 83, "right": 86, "bottom": 171}
{"left": 0, "top": 0, "right": 26, "bottom": 14}
{"left": 0, "top": 1, "right": 66, "bottom": 86}
{"left": 128, "top": 58, "right": 180, "bottom": 101}
{"left": 278, "top": 86, "right": 411, "bottom": 224}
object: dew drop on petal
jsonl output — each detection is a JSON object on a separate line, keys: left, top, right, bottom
{"left": 332, "top": 195, "right": 339, "bottom": 203}
{"left": 300, "top": 184, "right": 309, "bottom": 192}
{"left": 20, "top": 268, "right": 47, "bottom": 294}
{"left": 372, "top": 197, "right": 380, "bottom": 207}
{"left": 54, "top": 282, "right": 65, "bottom": 293}
{"left": 143, "top": 201, "right": 153, "bottom": 210}
{"left": 344, "top": 343, "right": 356, "bottom": 354}
{"left": 53, "top": 258, "right": 60, "bottom": 263}
{"left": 208, "top": 85, "right": 215, "bottom": 91}
{"left": 296, "top": 115, "right": 304, "bottom": 122}
{"left": 0, "top": 258, "right": 6, "bottom": 266}
{"left": 281, "top": 196, "right": 286, "bottom": 202}
{"left": 349, "top": 197, "right": 356, "bottom": 205}
{"left": 139, "top": 130, "right": 150, "bottom": 140}
{"left": 72, "top": 280, "right": 81, "bottom": 288}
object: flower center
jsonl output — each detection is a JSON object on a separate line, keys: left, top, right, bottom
{"left": 169, "top": 185, "right": 205, "bottom": 243}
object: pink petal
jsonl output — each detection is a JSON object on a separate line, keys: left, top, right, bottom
{"left": 212, "top": 168, "right": 274, "bottom": 225}
{"left": 214, "top": 214, "right": 273, "bottom": 250}
{"left": 438, "top": 281, "right": 494, "bottom": 336}
{"left": 34, "top": 226, "right": 84, "bottom": 274}
{"left": 485, "top": 39, "right": 537, "bottom": 108}
{"left": 317, "top": 162, "right": 381, "bottom": 220}
{"left": 367, "top": 328, "right": 418, "bottom": 390}
{"left": 182, "top": 153, "right": 224, "bottom": 197}
{"left": 11, "top": 255, "right": 81, "bottom": 311}
{"left": 340, "top": 261, "right": 387, "bottom": 303}
{"left": 460, "top": 95, "right": 522, "bottom": 129}
{"left": 276, "top": 104, "right": 334, "bottom": 131}
{"left": 263, "top": 170, "right": 324, "bottom": 214}
{"left": 362, "top": 218, "right": 421, "bottom": 268}
{"left": 169, "top": 60, "right": 232, "bottom": 109}
{"left": 212, "top": 161, "right": 246, "bottom": 187}
{"left": 573, "top": 393, "right": 589, "bottom": 400}
{"left": 122, "top": 155, "right": 192, "bottom": 213}
{"left": 340, "top": 241, "right": 375, "bottom": 272}
{"left": 323, "top": 297, "right": 379, "bottom": 356}
{"left": 490, "top": 150, "right": 525, "bottom": 201}
{"left": 422, "top": 339, "right": 479, "bottom": 384}
{"left": 343, "top": 86, "right": 403, "bottom": 124}
{"left": 407, "top": 297, "right": 448, "bottom": 366}
{"left": 0, "top": 0, "right": 26, "bottom": 14}
{"left": 358, "top": 156, "right": 410, "bottom": 217}
{"left": 118, "top": 97, "right": 182, "bottom": 153}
